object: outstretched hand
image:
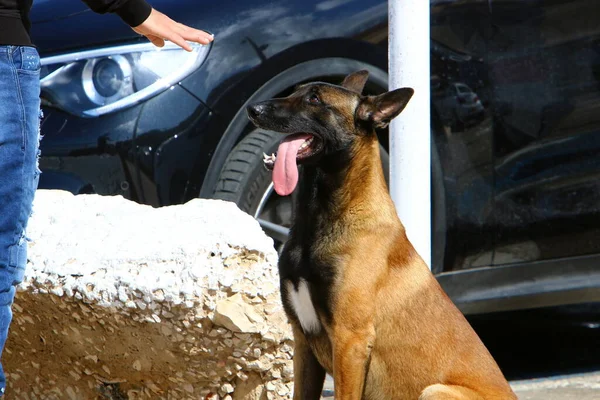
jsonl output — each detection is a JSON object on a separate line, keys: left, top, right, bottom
{"left": 133, "top": 9, "right": 214, "bottom": 51}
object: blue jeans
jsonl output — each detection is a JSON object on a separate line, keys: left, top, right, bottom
{"left": 0, "top": 45, "right": 41, "bottom": 395}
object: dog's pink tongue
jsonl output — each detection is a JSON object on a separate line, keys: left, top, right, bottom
{"left": 272, "top": 134, "right": 312, "bottom": 196}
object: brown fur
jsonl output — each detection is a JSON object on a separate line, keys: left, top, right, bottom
{"left": 247, "top": 71, "right": 517, "bottom": 400}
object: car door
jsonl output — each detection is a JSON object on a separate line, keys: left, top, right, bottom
{"left": 430, "top": 0, "right": 495, "bottom": 271}
{"left": 489, "top": 0, "right": 600, "bottom": 265}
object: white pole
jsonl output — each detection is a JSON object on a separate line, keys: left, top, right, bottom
{"left": 388, "top": 0, "right": 431, "bottom": 268}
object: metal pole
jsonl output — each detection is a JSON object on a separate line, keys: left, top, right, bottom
{"left": 388, "top": 0, "right": 431, "bottom": 268}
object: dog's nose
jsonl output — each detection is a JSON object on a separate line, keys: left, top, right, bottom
{"left": 247, "top": 103, "right": 267, "bottom": 120}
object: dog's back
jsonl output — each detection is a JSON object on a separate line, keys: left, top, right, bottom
{"left": 302, "top": 138, "right": 514, "bottom": 399}
{"left": 371, "top": 236, "right": 514, "bottom": 399}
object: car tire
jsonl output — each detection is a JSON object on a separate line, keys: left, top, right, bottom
{"left": 213, "top": 129, "right": 279, "bottom": 214}
{"left": 213, "top": 129, "right": 390, "bottom": 248}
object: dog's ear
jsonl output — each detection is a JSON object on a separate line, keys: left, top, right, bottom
{"left": 341, "top": 70, "right": 370, "bottom": 94}
{"left": 356, "top": 88, "right": 414, "bottom": 129}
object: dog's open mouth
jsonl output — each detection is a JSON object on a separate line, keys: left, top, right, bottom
{"left": 263, "top": 133, "right": 322, "bottom": 196}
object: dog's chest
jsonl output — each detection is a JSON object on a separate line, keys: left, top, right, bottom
{"left": 285, "top": 279, "right": 322, "bottom": 334}
{"left": 279, "top": 239, "right": 336, "bottom": 334}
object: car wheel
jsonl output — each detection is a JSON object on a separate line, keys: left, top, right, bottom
{"left": 213, "top": 129, "right": 390, "bottom": 252}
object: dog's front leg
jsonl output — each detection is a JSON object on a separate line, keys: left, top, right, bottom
{"left": 332, "top": 325, "right": 375, "bottom": 400}
{"left": 292, "top": 326, "right": 326, "bottom": 400}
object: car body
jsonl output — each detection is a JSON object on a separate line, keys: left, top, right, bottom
{"left": 32, "top": 0, "right": 600, "bottom": 314}
{"left": 33, "top": 0, "right": 389, "bottom": 205}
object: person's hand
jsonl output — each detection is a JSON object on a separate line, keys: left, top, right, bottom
{"left": 133, "top": 9, "right": 214, "bottom": 52}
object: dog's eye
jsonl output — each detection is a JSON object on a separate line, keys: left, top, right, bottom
{"left": 307, "top": 94, "right": 321, "bottom": 105}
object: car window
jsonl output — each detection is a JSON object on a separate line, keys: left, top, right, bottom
{"left": 431, "top": 0, "right": 489, "bottom": 58}
{"left": 490, "top": 0, "right": 600, "bottom": 263}
{"left": 489, "top": 0, "right": 600, "bottom": 149}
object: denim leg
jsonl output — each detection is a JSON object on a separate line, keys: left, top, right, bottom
{"left": 0, "top": 45, "right": 41, "bottom": 395}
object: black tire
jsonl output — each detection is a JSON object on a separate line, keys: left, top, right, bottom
{"left": 213, "top": 129, "right": 280, "bottom": 214}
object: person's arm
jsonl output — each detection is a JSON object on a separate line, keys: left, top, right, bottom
{"left": 81, "top": 0, "right": 213, "bottom": 51}
{"left": 81, "top": 0, "right": 152, "bottom": 27}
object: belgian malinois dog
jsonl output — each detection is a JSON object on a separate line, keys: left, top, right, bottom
{"left": 246, "top": 71, "right": 516, "bottom": 400}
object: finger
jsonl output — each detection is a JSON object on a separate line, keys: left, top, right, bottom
{"left": 177, "top": 23, "right": 214, "bottom": 44}
{"left": 181, "top": 29, "right": 214, "bottom": 45}
{"left": 134, "top": 27, "right": 166, "bottom": 48}
{"left": 149, "top": 36, "right": 165, "bottom": 48}
{"left": 165, "top": 33, "right": 193, "bottom": 52}
{"left": 149, "top": 17, "right": 193, "bottom": 50}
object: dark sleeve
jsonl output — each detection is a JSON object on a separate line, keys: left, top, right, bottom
{"left": 81, "top": 0, "right": 152, "bottom": 27}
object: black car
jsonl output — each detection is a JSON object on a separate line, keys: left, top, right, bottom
{"left": 33, "top": 0, "right": 600, "bottom": 314}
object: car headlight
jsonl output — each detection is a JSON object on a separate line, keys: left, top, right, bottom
{"left": 40, "top": 41, "right": 211, "bottom": 117}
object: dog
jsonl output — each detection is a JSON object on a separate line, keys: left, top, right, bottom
{"left": 246, "top": 70, "right": 517, "bottom": 400}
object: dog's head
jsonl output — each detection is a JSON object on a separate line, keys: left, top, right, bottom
{"left": 246, "top": 70, "right": 414, "bottom": 195}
